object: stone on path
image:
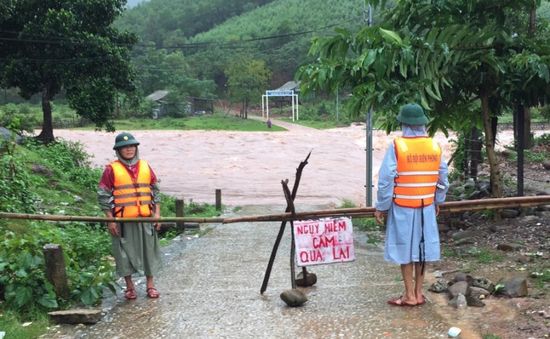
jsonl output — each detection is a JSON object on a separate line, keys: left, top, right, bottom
{"left": 48, "top": 309, "right": 102, "bottom": 324}
{"left": 280, "top": 289, "right": 307, "bottom": 307}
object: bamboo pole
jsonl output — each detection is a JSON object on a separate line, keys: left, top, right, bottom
{"left": 1, "top": 195, "right": 549, "bottom": 225}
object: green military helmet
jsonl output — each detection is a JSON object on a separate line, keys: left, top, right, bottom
{"left": 113, "top": 132, "right": 140, "bottom": 150}
{"left": 397, "top": 103, "right": 429, "bottom": 125}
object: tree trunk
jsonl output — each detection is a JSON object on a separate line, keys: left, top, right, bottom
{"left": 481, "top": 94, "right": 503, "bottom": 197}
{"left": 524, "top": 106, "right": 532, "bottom": 148}
{"left": 470, "top": 127, "right": 482, "bottom": 181}
{"left": 37, "top": 87, "right": 55, "bottom": 144}
{"left": 244, "top": 97, "right": 248, "bottom": 119}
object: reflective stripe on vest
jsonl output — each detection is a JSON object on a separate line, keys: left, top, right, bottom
{"left": 111, "top": 160, "right": 152, "bottom": 217}
{"left": 393, "top": 137, "right": 441, "bottom": 208}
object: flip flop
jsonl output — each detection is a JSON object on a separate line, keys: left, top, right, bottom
{"left": 124, "top": 288, "right": 137, "bottom": 300}
{"left": 146, "top": 287, "right": 160, "bottom": 299}
{"left": 417, "top": 296, "right": 426, "bottom": 305}
{"left": 387, "top": 296, "right": 416, "bottom": 306}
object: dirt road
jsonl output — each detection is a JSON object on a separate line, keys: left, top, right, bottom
{"left": 54, "top": 119, "right": 482, "bottom": 206}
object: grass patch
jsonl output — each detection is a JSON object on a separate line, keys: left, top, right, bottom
{"left": 482, "top": 334, "right": 501, "bottom": 339}
{"left": 80, "top": 113, "right": 286, "bottom": 132}
{"left": 353, "top": 217, "right": 379, "bottom": 232}
{"left": 532, "top": 268, "right": 550, "bottom": 289}
{"left": 0, "top": 309, "right": 50, "bottom": 339}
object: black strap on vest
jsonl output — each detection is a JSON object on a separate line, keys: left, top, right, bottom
{"left": 419, "top": 199, "right": 426, "bottom": 275}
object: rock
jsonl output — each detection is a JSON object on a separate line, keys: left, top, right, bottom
{"left": 451, "top": 229, "right": 477, "bottom": 241}
{"left": 454, "top": 238, "right": 475, "bottom": 246}
{"left": 471, "top": 277, "right": 495, "bottom": 293}
{"left": 448, "top": 293, "right": 467, "bottom": 308}
{"left": 438, "top": 223, "right": 450, "bottom": 233}
{"left": 542, "top": 160, "right": 550, "bottom": 170}
{"left": 469, "top": 286, "right": 490, "bottom": 300}
{"left": 48, "top": 309, "right": 102, "bottom": 324}
{"left": 280, "top": 289, "right": 307, "bottom": 307}
{"left": 429, "top": 279, "right": 448, "bottom": 293}
{"left": 448, "top": 281, "right": 469, "bottom": 298}
{"left": 31, "top": 164, "right": 54, "bottom": 177}
{"left": 295, "top": 271, "right": 317, "bottom": 287}
{"left": 452, "top": 272, "right": 472, "bottom": 284}
{"left": 500, "top": 277, "right": 528, "bottom": 297}
{"left": 516, "top": 255, "right": 532, "bottom": 264}
{"left": 447, "top": 326, "right": 461, "bottom": 337}
{"left": 466, "top": 294, "right": 485, "bottom": 307}
{"left": 496, "top": 243, "right": 523, "bottom": 252}
{"left": 518, "top": 215, "right": 539, "bottom": 224}
{"left": 489, "top": 223, "right": 509, "bottom": 233}
{"left": 0, "top": 127, "right": 23, "bottom": 144}
{"left": 500, "top": 209, "right": 520, "bottom": 219}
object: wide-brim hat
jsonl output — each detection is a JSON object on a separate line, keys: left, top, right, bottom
{"left": 397, "top": 103, "right": 429, "bottom": 125}
{"left": 113, "top": 132, "right": 140, "bottom": 150}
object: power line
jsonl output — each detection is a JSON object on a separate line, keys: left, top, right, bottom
{"left": 0, "top": 17, "right": 360, "bottom": 50}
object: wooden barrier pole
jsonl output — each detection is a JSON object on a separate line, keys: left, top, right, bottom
{"left": 175, "top": 198, "right": 185, "bottom": 232}
{"left": 1, "top": 195, "right": 550, "bottom": 224}
{"left": 43, "top": 244, "right": 70, "bottom": 299}
{"left": 215, "top": 189, "right": 222, "bottom": 211}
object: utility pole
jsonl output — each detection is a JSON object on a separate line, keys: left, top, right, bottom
{"left": 336, "top": 85, "right": 339, "bottom": 122}
{"left": 365, "top": 3, "right": 374, "bottom": 207}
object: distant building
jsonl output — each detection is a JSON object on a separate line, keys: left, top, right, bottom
{"left": 145, "top": 90, "right": 170, "bottom": 119}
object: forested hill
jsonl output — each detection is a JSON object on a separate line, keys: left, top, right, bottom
{"left": 117, "top": 0, "right": 368, "bottom": 92}
{"left": 119, "top": 0, "right": 278, "bottom": 47}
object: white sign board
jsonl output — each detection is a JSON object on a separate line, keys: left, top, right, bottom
{"left": 266, "top": 90, "right": 294, "bottom": 97}
{"left": 293, "top": 218, "right": 355, "bottom": 266}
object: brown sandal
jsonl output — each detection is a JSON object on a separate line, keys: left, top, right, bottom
{"left": 124, "top": 288, "right": 137, "bottom": 300}
{"left": 146, "top": 287, "right": 160, "bottom": 299}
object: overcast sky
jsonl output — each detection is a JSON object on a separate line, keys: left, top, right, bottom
{"left": 126, "top": 0, "right": 148, "bottom": 8}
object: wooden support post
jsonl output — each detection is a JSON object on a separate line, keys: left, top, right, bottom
{"left": 176, "top": 198, "right": 185, "bottom": 232}
{"left": 43, "top": 244, "right": 70, "bottom": 299}
{"left": 215, "top": 189, "right": 222, "bottom": 211}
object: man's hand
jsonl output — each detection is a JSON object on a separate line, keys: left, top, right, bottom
{"left": 435, "top": 205, "right": 440, "bottom": 216}
{"left": 374, "top": 210, "right": 387, "bottom": 225}
{"left": 107, "top": 222, "right": 119, "bottom": 237}
{"left": 153, "top": 214, "right": 161, "bottom": 231}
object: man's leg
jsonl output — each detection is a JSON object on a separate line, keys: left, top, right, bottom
{"left": 146, "top": 275, "right": 160, "bottom": 298}
{"left": 124, "top": 275, "right": 137, "bottom": 299}
{"left": 124, "top": 275, "right": 134, "bottom": 290}
{"left": 414, "top": 262, "right": 425, "bottom": 304}
{"left": 400, "top": 263, "right": 417, "bottom": 304}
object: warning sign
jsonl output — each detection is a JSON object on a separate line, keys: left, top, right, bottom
{"left": 293, "top": 218, "right": 355, "bottom": 266}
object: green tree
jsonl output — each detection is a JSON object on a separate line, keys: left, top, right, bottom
{"left": 299, "top": 0, "right": 550, "bottom": 198}
{"left": 0, "top": 0, "right": 136, "bottom": 143}
{"left": 225, "top": 58, "right": 271, "bottom": 118}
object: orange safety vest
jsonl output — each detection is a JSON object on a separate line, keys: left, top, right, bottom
{"left": 393, "top": 137, "right": 441, "bottom": 208}
{"left": 111, "top": 160, "right": 153, "bottom": 218}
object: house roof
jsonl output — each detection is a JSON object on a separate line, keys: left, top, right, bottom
{"left": 274, "top": 81, "right": 300, "bottom": 92}
{"left": 146, "top": 90, "right": 170, "bottom": 101}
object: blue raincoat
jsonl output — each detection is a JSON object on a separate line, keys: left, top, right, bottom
{"left": 375, "top": 125, "right": 449, "bottom": 265}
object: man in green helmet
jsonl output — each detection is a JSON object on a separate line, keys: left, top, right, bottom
{"left": 98, "top": 132, "right": 162, "bottom": 299}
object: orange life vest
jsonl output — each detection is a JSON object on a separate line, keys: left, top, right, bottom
{"left": 111, "top": 160, "right": 153, "bottom": 218}
{"left": 393, "top": 137, "right": 441, "bottom": 208}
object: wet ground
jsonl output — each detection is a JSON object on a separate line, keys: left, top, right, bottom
{"left": 45, "top": 205, "right": 482, "bottom": 339}
{"left": 46, "top": 119, "right": 549, "bottom": 338}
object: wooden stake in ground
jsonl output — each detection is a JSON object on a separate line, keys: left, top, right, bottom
{"left": 279, "top": 178, "right": 307, "bottom": 307}
{"left": 260, "top": 152, "right": 311, "bottom": 295}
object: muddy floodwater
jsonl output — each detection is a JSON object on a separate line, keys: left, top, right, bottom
{"left": 53, "top": 119, "right": 458, "bottom": 207}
